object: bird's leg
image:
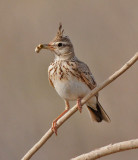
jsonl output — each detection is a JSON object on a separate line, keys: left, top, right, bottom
{"left": 52, "top": 100, "right": 70, "bottom": 135}
{"left": 77, "top": 97, "right": 82, "bottom": 113}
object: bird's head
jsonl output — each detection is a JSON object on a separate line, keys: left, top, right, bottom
{"left": 35, "top": 23, "right": 75, "bottom": 60}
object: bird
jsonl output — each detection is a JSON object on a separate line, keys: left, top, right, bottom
{"left": 35, "top": 23, "right": 110, "bottom": 135}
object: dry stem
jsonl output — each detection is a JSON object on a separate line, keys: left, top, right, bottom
{"left": 21, "top": 52, "right": 138, "bottom": 160}
{"left": 72, "top": 139, "right": 138, "bottom": 160}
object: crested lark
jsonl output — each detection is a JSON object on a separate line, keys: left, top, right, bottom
{"left": 35, "top": 23, "right": 110, "bottom": 135}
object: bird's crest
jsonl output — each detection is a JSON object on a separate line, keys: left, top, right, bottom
{"left": 57, "top": 23, "right": 64, "bottom": 38}
{"left": 51, "top": 23, "right": 71, "bottom": 44}
{"left": 52, "top": 23, "right": 64, "bottom": 41}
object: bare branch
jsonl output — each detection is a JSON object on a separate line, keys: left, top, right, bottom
{"left": 71, "top": 139, "right": 138, "bottom": 160}
{"left": 21, "top": 52, "right": 138, "bottom": 160}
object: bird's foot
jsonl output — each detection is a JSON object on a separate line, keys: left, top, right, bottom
{"left": 51, "top": 120, "right": 58, "bottom": 135}
{"left": 77, "top": 98, "right": 82, "bottom": 113}
{"left": 51, "top": 108, "right": 69, "bottom": 135}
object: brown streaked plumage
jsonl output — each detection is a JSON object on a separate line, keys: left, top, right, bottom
{"left": 35, "top": 23, "right": 110, "bottom": 135}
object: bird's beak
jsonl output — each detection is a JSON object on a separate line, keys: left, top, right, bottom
{"left": 35, "top": 43, "right": 54, "bottom": 53}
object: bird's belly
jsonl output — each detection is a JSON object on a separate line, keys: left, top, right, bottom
{"left": 54, "top": 78, "right": 90, "bottom": 101}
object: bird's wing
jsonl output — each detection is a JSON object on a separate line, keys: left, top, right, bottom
{"left": 70, "top": 59, "right": 97, "bottom": 90}
{"left": 48, "top": 77, "right": 54, "bottom": 88}
{"left": 77, "top": 61, "right": 97, "bottom": 90}
{"left": 48, "top": 62, "right": 55, "bottom": 88}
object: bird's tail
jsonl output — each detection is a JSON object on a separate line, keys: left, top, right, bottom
{"left": 87, "top": 101, "right": 110, "bottom": 122}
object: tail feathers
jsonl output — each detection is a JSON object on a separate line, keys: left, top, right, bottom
{"left": 87, "top": 102, "right": 110, "bottom": 123}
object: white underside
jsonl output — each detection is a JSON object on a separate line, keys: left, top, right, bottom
{"left": 53, "top": 77, "right": 97, "bottom": 106}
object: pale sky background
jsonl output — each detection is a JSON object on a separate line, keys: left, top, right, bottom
{"left": 0, "top": 1, "right": 138, "bottom": 160}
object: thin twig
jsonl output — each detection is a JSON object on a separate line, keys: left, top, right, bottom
{"left": 71, "top": 138, "right": 138, "bottom": 160}
{"left": 21, "top": 52, "right": 138, "bottom": 160}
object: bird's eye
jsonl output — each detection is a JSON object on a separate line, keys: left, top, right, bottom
{"left": 58, "top": 43, "right": 63, "bottom": 47}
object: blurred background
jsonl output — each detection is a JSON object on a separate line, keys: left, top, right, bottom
{"left": 0, "top": 0, "right": 138, "bottom": 160}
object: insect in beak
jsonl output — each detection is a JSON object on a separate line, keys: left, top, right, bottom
{"left": 35, "top": 44, "right": 54, "bottom": 53}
